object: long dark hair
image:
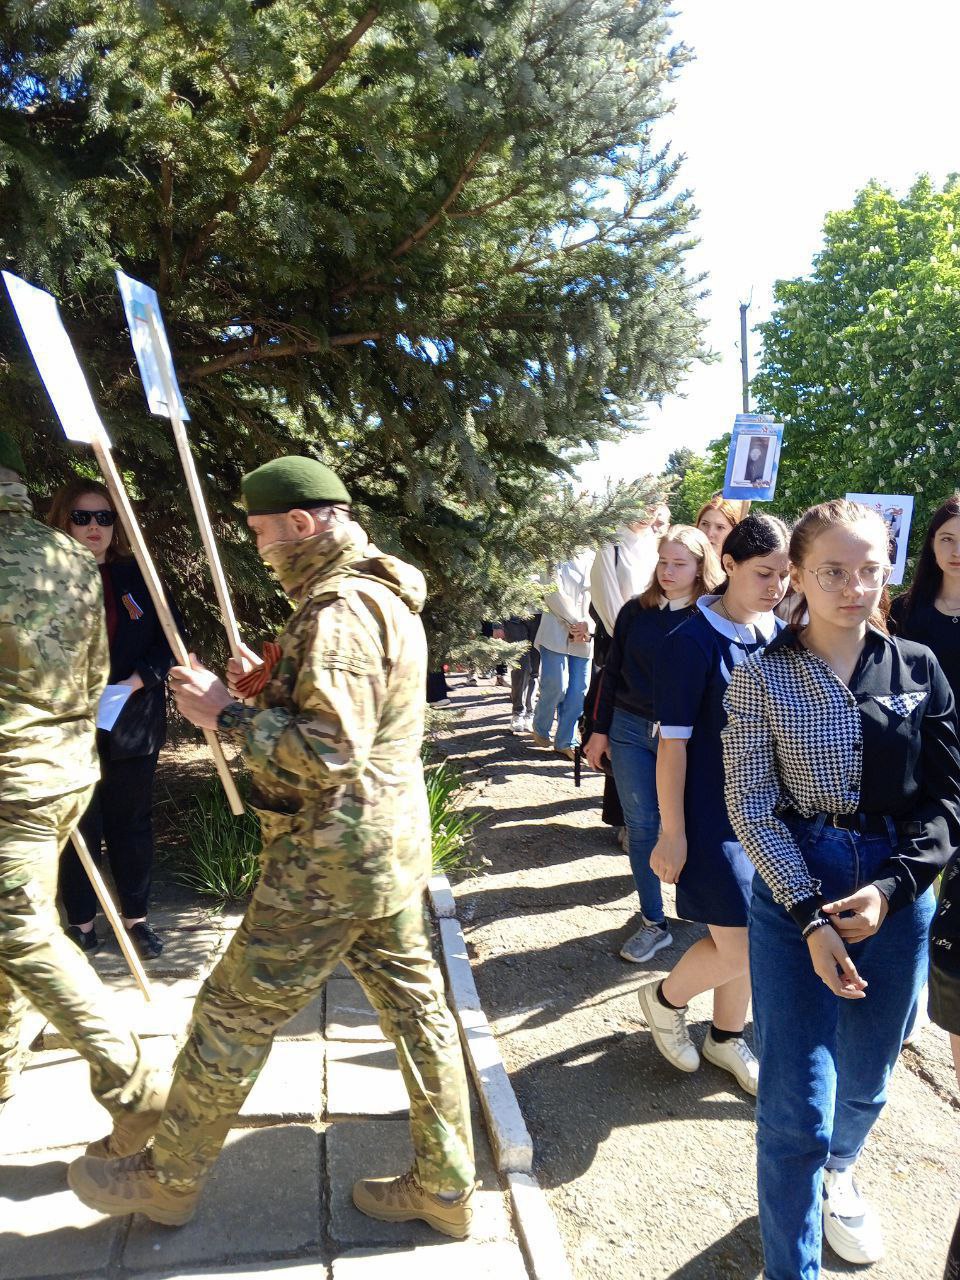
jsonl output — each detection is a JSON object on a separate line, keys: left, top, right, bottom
{"left": 719, "top": 512, "right": 789, "bottom": 591}
{"left": 897, "top": 494, "right": 960, "bottom": 622}
{"left": 46, "top": 477, "right": 132, "bottom": 561}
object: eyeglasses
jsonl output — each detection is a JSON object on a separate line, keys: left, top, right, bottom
{"left": 70, "top": 509, "right": 116, "bottom": 527}
{"left": 804, "top": 564, "right": 890, "bottom": 592}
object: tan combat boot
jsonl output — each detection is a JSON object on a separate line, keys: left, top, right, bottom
{"left": 86, "top": 1069, "right": 170, "bottom": 1158}
{"left": 352, "top": 1170, "right": 474, "bottom": 1239}
{"left": 68, "top": 1150, "right": 200, "bottom": 1225}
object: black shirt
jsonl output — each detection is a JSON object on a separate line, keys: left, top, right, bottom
{"left": 723, "top": 626, "right": 960, "bottom": 928}
{"left": 889, "top": 594, "right": 960, "bottom": 706}
{"left": 593, "top": 598, "right": 695, "bottom": 732}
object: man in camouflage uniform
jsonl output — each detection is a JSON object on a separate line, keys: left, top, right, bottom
{"left": 0, "top": 428, "right": 164, "bottom": 1151}
{"left": 69, "top": 457, "right": 476, "bottom": 1236}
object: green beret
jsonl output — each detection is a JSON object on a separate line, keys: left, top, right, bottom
{"left": 0, "top": 428, "right": 25, "bottom": 477}
{"left": 241, "top": 456, "right": 351, "bottom": 515}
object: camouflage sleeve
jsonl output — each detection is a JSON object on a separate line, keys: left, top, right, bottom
{"left": 87, "top": 571, "right": 109, "bottom": 710}
{"left": 235, "top": 597, "right": 386, "bottom": 792}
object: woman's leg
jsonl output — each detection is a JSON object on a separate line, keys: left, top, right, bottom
{"left": 829, "top": 886, "right": 937, "bottom": 1170}
{"left": 661, "top": 925, "right": 748, "bottom": 1012}
{"left": 58, "top": 782, "right": 103, "bottom": 929}
{"left": 532, "top": 648, "right": 565, "bottom": 740}
{"left": 750, "top": 882, "right": 839, "bottom": 1280}
{"left": 100, "top": 753, "right": 160, "bottom": 925}
{"left": 608, "top": 714, "right": 663, "bottom": 923}
{"left": 554, "top": 654, "right": 590, "bottom": 748}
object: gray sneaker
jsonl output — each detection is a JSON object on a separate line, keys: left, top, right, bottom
{"left": 619, "top": 920, "right": 672, "bottom": 963}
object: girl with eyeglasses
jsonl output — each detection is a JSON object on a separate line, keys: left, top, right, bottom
{"left": 638, "top": 514, "right": 790, "bottom": 1095}
{"left": 889, "top": 493, "right": 960, "bottom": 704}
{"left": 723, "top": 499, "right": 960, "bottom": 1278}
{"left": 47, "top": 479, "right": 175, "bottom": 961}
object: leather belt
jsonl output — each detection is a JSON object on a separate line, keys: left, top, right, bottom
{"left": 782, "top": 809, "right": 922, "bottom": 838}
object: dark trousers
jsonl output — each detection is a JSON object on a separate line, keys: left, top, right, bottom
{"left": 59, "top": 752, "right": 160, "bottom": 924}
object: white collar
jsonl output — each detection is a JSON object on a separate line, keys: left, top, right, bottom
{"left": 659, "top": 594, "right": 692, "bottom": 612}
{"left": 696, "top": 594, "right": 779, "bottom": 643}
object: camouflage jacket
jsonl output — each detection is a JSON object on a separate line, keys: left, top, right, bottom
{"left": 218, "top": 522, "right": 431, "bottom": 919}
{"left": 0, "top": 480, "right": 108, "bottom": 804}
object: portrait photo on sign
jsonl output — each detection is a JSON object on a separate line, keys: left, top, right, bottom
{"left": 721, "top": 415, "right": 784, "bottom": 503}
{"left": 845, "top": 492, "right": 915, "bottom": 586}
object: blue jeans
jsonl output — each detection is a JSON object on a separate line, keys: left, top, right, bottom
{"left": 750, "top": 815, "right": 936, "bottom": 1280}
{"left": 532, "top": 648, "right": 590, "bottom": 749}
{"left": 608, "top": 708, "right": 664, "bottom": 922}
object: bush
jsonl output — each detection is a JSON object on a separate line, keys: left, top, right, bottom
{"left": 169, "top": 755, "right": 480, "bottom": 901}
{"left": 171, "top": 777, "right": 261, "bottom": 902}
{"left": 425, "top": 759, "right": 482, "bottom": 876}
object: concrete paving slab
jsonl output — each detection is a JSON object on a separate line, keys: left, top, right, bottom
{"left": 0, "top": 1042, "right": 178, "bottom": 1156}
{"left": 332, "top": 1243, "right": 528, "bottom": 1278}
{"left": 325, "top": 1042, "right": 407, "bottom": 1117}
{"left": 123, "top": 1125, "right": 322, "bottom": 1270}
{"left": 326, "top": 1119, "right": 510, "bottom": 1248}
{"left": 325, "top": 978, "right": 386, "bottom": 1043}
{"left": 144, "top": 1265, "right": 328, "bottom": 1279}
{"left": 0, "top": 1145, "right": 124, "bottom": 1278}
{"left": 90, "top": 926, "right": 228, "bottom": 979}
{"left": 278, "top": 994, "right": 324, "bottom": 1039}
{"left": 239, "top": 1038, "right": 325, "bottom": 1122}
{"left": 42, "top": 980, "right": 198, "bottom": 1050}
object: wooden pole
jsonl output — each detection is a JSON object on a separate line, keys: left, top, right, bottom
{"left": 90, "top": 435, "right": 245, "bottom": 816}
{"left": 71, "top": 828, "right": 152, "bottom": 1001}
{"left": 145, "top": 309, "right": 243, "bottom": 661}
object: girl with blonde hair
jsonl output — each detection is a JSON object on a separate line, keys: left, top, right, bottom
{"left": 584, "top": 526, "right": 723, "bottom": 962}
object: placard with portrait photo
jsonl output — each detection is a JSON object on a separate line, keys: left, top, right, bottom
{"left": 845, "top": 492, "right": 914, "bottom": 586}
{"left": 722, "top": 413, "right": 784, "bottom": 502}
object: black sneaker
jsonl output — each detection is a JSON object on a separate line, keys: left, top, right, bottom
{"left": 65, "top": 925, "right": 102, "bottom": 954}
{"left": 127, "top": 921, "right": 163, "bottom": 960}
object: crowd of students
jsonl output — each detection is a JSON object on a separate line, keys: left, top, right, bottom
{"left": 501, "top": 491, "right": 960, "bottom": 1280}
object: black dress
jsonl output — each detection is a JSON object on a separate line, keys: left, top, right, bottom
{"left": 59, "top": 558, "right": 175, "bottom": 924}
{"left": 889, "top": 594, "right": 960, "bottom": 705}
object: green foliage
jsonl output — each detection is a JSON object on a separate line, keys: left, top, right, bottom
{"left": 424, "top": 759, "right": 482, "bottom": 875}
{"left": 753, "top": 175, "right": 960, "bottom": 546}
{"left": 172, "top": 777, "right": 262, "bottom": 901}
{"left": 661, "top": 440, "right": 725, "bottom": 526}
{"left": 1, "top": 0, "right": 705, "bottom": 660}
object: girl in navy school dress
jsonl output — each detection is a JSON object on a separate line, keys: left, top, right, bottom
{"left": 637, "top": 513, "right": 790, "bottom": 1094}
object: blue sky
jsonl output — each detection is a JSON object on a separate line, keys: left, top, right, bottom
{"left": 580, "top": 0, "right": 960, "bottom": 489}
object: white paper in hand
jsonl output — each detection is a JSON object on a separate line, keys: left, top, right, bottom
{"left": 115, "top": 271, "right": 190, "bottom": 421}
{"left": 2, "top": 272, "right": 110, "bottom": 446}
{"left": 96, "top": 684, "right": 134, "bottom": 732}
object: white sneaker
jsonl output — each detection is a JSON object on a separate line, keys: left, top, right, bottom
{"left": 821, "top": 1167, "right": 884, "bottom": 1264}
{"left": 620, "top": 920, "right": 672, "bottom": 964}
{"left": 509, "top": 715, "right": 525, "bottom": 734}
{"left": 637, "top": 980, "right": 700, "bottom": 1073}
{"left": 702, "top": 1030, "right": 759, "bottom": 1096}
{"left": 521, "top": 714, "right": 534, "bottom": 732}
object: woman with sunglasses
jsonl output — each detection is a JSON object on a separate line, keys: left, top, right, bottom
{"left": 47, "top": 480, "right": 174, "bottom": 960}
{"left": 723, "top": 499, "right": 960, "bottom": 1278}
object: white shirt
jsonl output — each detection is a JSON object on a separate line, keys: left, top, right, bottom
{"left": 590, "top": 526, "right": 659, "bottom": 635}
{"left": 536, "top": 551, "right": 596, "bottom": 657}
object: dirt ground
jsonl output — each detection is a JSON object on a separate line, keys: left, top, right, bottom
{"left": 436, "top": 678, "right": 960, "bottom": 1280}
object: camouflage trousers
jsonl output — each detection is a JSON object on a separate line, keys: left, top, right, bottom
{"left": 0, "top": 792, "right": 149, "bottom": 1114}
{"left": 152, "top": 887, "right": 475, "bottom": 1195}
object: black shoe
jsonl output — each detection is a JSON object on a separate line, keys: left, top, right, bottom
{"left": 66, "top": 925, "right": 102, "bottom": 955}
{"left": 126, "top": 921, "right": 163, "bottom": 960}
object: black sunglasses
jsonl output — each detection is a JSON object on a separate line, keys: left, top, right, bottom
{"left": 70, "top": 509, "right": 116, "bottom": 527}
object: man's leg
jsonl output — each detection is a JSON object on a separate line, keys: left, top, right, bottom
{"left": 349, "top": 894, "right": 475, "bottom": 1236}
{"left": 0, "top": 794, "right": 152, "bottom": 1121}
{"left": 531, "top": 647, "right": 564, "bottom": 740}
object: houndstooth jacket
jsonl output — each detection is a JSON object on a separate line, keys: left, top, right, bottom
{"left": 722, "top": 626, "right": 960, "bottom": 930}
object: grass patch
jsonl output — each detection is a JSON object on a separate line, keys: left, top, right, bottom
{"left": 425, "top": 758, "right": 483, "bottom": 875}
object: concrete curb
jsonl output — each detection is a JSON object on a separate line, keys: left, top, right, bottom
{"left": 430, "top": 873, "right": 572, "bottom": 1280}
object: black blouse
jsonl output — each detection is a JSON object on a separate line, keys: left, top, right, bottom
{"left": 723, "top": 627, "right": 960, "bottom": 929}
{"left": 889, "top": 594, "right": 960, "bottom": 706}
{"left": 592, "top": 598, "right": 695, "bottom": 732}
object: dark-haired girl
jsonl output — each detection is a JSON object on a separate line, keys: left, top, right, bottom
{"left": 723, "top": 499, "right": 960, "bottom": 1278}
{"left": 889, "top": 493, "right": 960, "bottom": 703}
{"left": 48, "top": 479, "right": 174, "bottom": 961}
{"left": 637, "top": 514, "right": 790, "bottom": 1095}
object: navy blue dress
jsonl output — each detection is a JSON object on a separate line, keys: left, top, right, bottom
{"left": 655, "top": 597, "right": 782, "bottom": 927}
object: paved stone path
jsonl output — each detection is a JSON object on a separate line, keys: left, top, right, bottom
{"left": 0, "top": 902, "right": 526, "bottom": 1279}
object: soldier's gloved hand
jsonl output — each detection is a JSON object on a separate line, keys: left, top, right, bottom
{"left": 227, "top": 641, "right": 263, "bottom": 698}
{"left": 170, "top": 654, "right": 233, "bottom": 730}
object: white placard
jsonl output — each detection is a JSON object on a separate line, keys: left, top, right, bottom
{"left": 845, "top": 492, "right": 915, "bottom": 587}
{"left": 115, "top": 271, "right": 190, "bottom": 420}
{"left": 96, "top": 684, "right": 134, "bottom": 731}
{"left": 2, "top": 272, "right": 110, "bottom": 445}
